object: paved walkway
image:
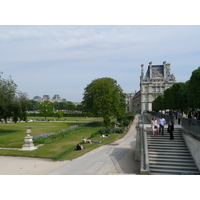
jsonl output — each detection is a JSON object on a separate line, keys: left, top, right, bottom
{"left": 0, "top": 120, "right": 139, "bottom": 175}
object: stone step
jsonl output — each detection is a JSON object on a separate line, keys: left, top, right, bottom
{"left": 148, "top": 148, "right": 190, "bottom": 153}
{"left": 148, "top": 143, "right": 187, "bottom": 147}
{"left": 149, "top": 161, "right": 196, "bottom": 167}
{"left": 147, "top": 136, "right": 183, "bottom": 140}
{"left": 148, "top": 142, "right": 187, "bottom": 146}
{"left": 148, "top": 146, "right": 188, "bottom": 150}
{"left": 150, "top": 164, "right": 198, "bottom": 171}
{"left": 148, "top": 135, "right": 182, "bottom": 138}
{"left": 149, "top": 154, "right": 193, "bottom": 159}
{"left": 149, "top": 157, "right": 194, "bottom": 163}
{"left": 148, "top": 151, "right": 191, "bottom": 156}
{"left": 147, "top": 138, "right": 185, "bottom": 144}
{"left": 150, "top": 168, "right": 200, "bottom": 175}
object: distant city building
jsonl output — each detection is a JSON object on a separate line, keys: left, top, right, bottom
{"left": 42, "top": 95, "right": 51, "bottom": 101}
{"left": 33, "top": 95, "right": 42, "bottom": 102}
{"left": 126, "top": 61, "right": 176, "bottom": 113}
{"left": 52, "top": 94, "right": 62, "bottom": 102}
{"left": 73, "top": 102, "right": 81, "bottom": 106}
{"left": 62, "top": 98, "right": 67, "bottom": 102}
{"left": 32, "top": 94, "right": 69, "bottom": 103}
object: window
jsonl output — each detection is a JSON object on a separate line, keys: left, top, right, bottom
{"left": 145, "top": 87, "right": 148, "bottom": 92}
{"left": 157, "top": 87, "right": 160, "bottom": 93}
{"left": 152, "top": 87, "right": 156, "bottom": 92}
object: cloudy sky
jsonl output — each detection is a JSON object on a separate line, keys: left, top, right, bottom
{"left": 0, "top": 25, "right": 200, "bottom": 102}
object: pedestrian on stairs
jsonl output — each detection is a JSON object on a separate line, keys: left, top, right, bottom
{"left": 158, "top": 116, "right": 166, "bottom": 135}
{"left": 167, "top": 120, "right": 174, "bottom": 140}
{"left": 151, "top": 117, "right": 158, "bottom": 136}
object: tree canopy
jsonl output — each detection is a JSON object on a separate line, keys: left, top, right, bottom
{"left": 0, "top": 72, "right": 28, "bottom": 122}
{"left": 188, "top": 67, "right": 200, "bottom": 109}
{"left": 152, "top": 67, "right": 200, "bottom": 111}
{"left": 38, "top": 101, "right": 54, "bottom": 120}
{"left": 82, "top": 77, "right": 127, "bottom": 126}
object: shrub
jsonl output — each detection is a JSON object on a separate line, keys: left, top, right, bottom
{"left": 112, "top": 128, "right": 124, "bottom": 133}
{"left": 122, "top": 119, "right": 130, "bottom": 127}
{"left": 96, "top": 127, "right": 111, "bottom": 135}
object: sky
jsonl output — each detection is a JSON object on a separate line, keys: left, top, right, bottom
{"left": 0, "top": 2, "right": 200, "bottom": 103}
{"left": 1, "top": 25, "right": 200, "bottom": 102}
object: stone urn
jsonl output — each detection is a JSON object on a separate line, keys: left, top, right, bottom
{"left": 20, "top": 127, "right": 37, "bottom": 151}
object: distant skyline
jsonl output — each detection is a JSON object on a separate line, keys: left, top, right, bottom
{"left": 1, "top": 25, "right": 200, "bottom": 102}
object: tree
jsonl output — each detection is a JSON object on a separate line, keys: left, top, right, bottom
{"left": 66, "top": 101, "right": 76, "bottom": 112}
{"left": 152, "top": 94, "right": 164, "bottom": 111}
{"left": 27, "top": 100, "right": 40, "bottom": 111}
{"left": 55, "top": 110, "right": 64, "bottom": 119}
{"left": 38, "top": 101, "right": 54, "bottom": 120}
{"left": 82, "top": 77, "right": 127, "bottom": 126}
{"left": 0, "top": 72, "right": 28, "bottom": 122}
{"left": 188, "top": 67, "right": 200, "bottom": 109}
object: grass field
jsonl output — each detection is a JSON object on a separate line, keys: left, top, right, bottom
{"left": 0, "top": 118, "right": 127, "bottom": 161}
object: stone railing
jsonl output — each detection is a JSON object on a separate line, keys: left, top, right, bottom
{"left": 145, "top": 112, "right": 175, "bottom": 124}
{"left": 136, "top": 115, "right": 150, "bottom": 175}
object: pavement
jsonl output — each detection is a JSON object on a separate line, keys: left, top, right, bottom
{"left": 0, "top": 120, "right": 140, "bottom": 175}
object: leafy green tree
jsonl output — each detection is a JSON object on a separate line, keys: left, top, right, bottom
{"left": 39, "top": 101, "right": 54, "bottom": 120}
{"left": 12, "top": 93, "right": 28, "bottom": 123}
{"left": 66, "top": 101, "right": 76, "bottom": 111}
{"left": 164, "top": 87, "right": 172, "bottom": 109}
{"left": 82, "top": 77, "right": 127, "bottom": 127}
{"left": 27, "top": 100, "right": 40, "bottom": 111}
{"left": 55, "top": 110, "right": 64, "bottom": 119}
{"left": 0, "top": 72, "right": 28, "bottom": 122}
{"left": 152, "top": 94, "right": 164, "bottom": 111}
{"left": 76, "top": 104, "right": 84, "bottom": 112}
{"left": 188, "top": 67, "right": 200, "bottom": 109}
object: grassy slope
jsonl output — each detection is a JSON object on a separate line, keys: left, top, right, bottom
{"left": 0, "top": 119, "right": 126, "bottom": 161}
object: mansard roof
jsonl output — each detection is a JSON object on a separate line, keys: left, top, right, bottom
{"left": 143, "top": 64, "right": 175, "bottom": 82}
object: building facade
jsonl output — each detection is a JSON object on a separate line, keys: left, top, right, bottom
{"left": 127, "top": 61, "right": 176, "bottom": 113}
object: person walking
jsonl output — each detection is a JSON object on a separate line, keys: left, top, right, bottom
{"left": 151, "top": 117, "right": 158, "bottom": 136}
{"left": 158, "top": 116, "right": 166, "bottom": 135}
{"left": 167, "top": 120, "right": 174, "bottom": 140}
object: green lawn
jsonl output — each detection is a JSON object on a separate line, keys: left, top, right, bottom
{"left": 0, "top": 121, "right": 82, "bottom": 148}
{"left": 0, "top": 119, "right": 127, "bottom": 161}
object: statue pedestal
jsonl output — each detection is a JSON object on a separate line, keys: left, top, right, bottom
{"left": 20, "top": 126, "right": 37, "bottom": 151}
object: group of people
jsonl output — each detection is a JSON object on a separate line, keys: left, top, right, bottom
{"left": 151, "top": 116, "right": 174, "bottom": 140}
{"left": 75, "top": 137, "right": 102, "bottom": 151}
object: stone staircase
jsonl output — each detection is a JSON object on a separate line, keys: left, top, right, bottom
{"left": 147, "top": 127, "right": 200, "bottom": 175}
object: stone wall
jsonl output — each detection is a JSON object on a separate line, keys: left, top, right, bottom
{"left": 181, "top": 129, "right": 200, "bottom": 172}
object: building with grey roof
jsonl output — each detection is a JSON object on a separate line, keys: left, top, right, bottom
{"left": 127, "top": 61, "right": 176, "bottom": 113}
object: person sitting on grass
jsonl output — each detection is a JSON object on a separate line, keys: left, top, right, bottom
{"left": 75, "top": 143, "right": 84, "bottom": 150}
